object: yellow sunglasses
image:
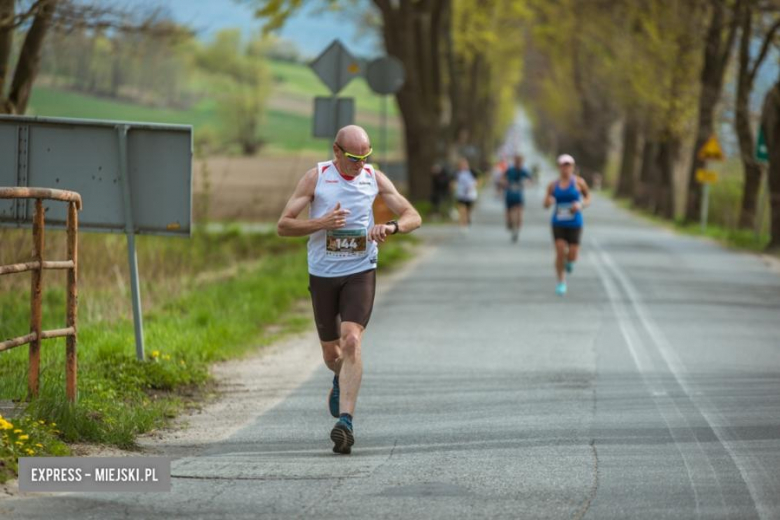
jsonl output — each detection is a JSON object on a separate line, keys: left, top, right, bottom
{"left": 336, "top": 142, "right": 373, "bottom": 163}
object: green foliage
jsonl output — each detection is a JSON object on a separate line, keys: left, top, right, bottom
{"left": 198, "top": 30, "right": 273, "bottom": 155}
{"left": 1, "top": 414, "right": 69, "bottom": 483}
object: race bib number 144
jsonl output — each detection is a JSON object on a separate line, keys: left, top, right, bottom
{"left": 326, "top": 229, "right": 368, "bottom": 256}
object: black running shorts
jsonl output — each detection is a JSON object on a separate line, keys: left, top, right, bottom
{"left": 552, "top": 225, "right": 583, "bottom": 245}
{"left": 308, "top": 268, "right": 377, "bottom": 342}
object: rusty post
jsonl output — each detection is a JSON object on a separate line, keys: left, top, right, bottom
{"left": 29, "top": 198, "right": 44, "bottom": 398}
{"left": 66, "top": 201, "right": 78, "bottom": 403}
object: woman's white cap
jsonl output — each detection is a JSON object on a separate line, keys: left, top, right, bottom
{"left": 557, "top": 154, "right": 575, "bottom": 165}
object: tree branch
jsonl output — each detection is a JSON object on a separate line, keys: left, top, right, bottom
{"left": 748, "top": 16, "right": 780, "bottom": 83}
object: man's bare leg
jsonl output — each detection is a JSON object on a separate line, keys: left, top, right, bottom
{"left": 321, "top": 339, "right": 342, "bottom": 418}
{"left": 320, "top": 339, "right": 342, "bottom": 374}
{"left": 338, "top": 321, "right": 364, "bottom": 416}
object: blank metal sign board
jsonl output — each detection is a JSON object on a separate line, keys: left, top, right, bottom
{"left": 312, "top": 97, "right": 355, "bottom": 138}
{"left": 0, "top": 115, "right": 192, "bottom": 236}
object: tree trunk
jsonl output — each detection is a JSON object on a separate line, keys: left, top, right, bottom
{"left": 684, "top": 0, "right": 738, "bottom": 222}
{"left": 5, "top": 0, "right": 58, "bottom": 114}
{"left": 0, "top": 0, "right": 13, "bottom": 100}
{"left": 617, "top": 114, "right": 641, "bottom": 198}
{"left": 735, "top": 1, "right": 780, "bottom": 228}
{"left": 654, "top": 137, "right": 679, "bottom": 219}
{"left": 375, "top": 0, "right": 449, "bottom": 201}
{"left": 635, "top": 140, "right": 658, "bottom": 210}
{"left": 762, "top": 80, "right": 780, "bottom": 250}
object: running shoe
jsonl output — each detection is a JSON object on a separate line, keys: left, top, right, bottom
{"left": 330, "top": 418, "right": 355, "bottom": 455}
{"left": 511, "top": 229, "right": 519, "bottom": 243}
{"left": 565, "top": 261, "right": 574, "bottom": 274}
{"left": 328, "top": 375, "right": 340, "bottom": 418}
{"left": 556, "top": 282, "right": 567, "bottom": 296}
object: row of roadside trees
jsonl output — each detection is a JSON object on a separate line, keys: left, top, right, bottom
{"left": 522, "top": 0, "right": 780, "bottom": 249}
{"left": 0, "top": 0, "right": 273, "bottom": 154}
{"left": 259, "top": 0, "right": 780, "bottom": 250}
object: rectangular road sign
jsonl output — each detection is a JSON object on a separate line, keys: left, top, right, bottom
{"left": 696, "top": 169, "right": 719, "bottom": 184}
{"left": 312, "top": 97, "right": 355, "bottom": 138}
{"left": 0, "top": 115, "right": 192, "bottom": 236}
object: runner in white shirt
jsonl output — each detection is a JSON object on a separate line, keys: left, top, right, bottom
{"left": 277, "top": 125, "right": 421, "bottom": 454}
{"left": 454, "top": 158, "right": 478, "bottom": 230}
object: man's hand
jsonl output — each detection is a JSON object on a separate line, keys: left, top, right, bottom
{"left": 320, "top": 202, "right": 351, "bottom": 230}
{"left": 571, "top": 201, "right": 582, "bottom": 213}
{"left": 369, "top": 224, "right": 393, "bottom": 243}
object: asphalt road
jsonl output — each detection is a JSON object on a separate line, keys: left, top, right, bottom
{"left": 5, "top": 186, "right": 780, "bottom": 519}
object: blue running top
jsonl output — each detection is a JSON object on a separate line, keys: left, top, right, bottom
{"left": 505, "top": 166, "right": 531, "bottom": 206}
{"left": 551, "top": 177, "right": 583, "bottom": 228}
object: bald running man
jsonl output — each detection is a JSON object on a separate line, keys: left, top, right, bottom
{"left": 277, "top": 125, "right": 422, "bottom": 454}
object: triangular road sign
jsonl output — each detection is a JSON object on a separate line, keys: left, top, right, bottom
{"left": 698, "top": 134, "right": 725, "bottom": 161}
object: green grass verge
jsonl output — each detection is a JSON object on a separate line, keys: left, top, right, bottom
{"left": 0, "top": 230, "right": 417, "bottom": 482}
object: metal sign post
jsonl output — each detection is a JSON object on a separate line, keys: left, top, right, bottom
{"left": 696, "top": 135, "right": 725, "bottom": 233}
{"left": 755, "top": 126, "right": 770, "bottom": 240}
{"left": 117, "top": 125, "right": 145, "bottom": 360}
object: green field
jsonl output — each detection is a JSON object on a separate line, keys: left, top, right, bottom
{"left": 28, "top": 59, "right": 401, "bottom": 155}
{"left": 268, "top": 60, "right": 399, "bottom": 117}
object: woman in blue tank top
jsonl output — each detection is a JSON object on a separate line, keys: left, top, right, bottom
{"left": 544, "top": 154, "right": 591, "bottom": 296}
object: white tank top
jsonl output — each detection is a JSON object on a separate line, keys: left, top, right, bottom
{"left": 307, "top": 161, "right": 379, "bottom": 277}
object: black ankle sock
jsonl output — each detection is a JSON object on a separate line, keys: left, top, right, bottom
{"left": 339, "top": 413, "right": 353, "bottom": 423}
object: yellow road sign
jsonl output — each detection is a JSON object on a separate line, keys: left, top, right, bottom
{"left": 698, "top": 134, "right": 725, "bottom": 161}
{"left": 696, "top": 169, "right": 718, "bottom": 184}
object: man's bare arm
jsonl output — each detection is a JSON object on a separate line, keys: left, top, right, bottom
{"left": 377, "top": 170, "right": 422, "bottom": 234}
{"left": 367, "top": 171, "right": 422, "bottom": 243}
{"left": 277, "top": 169, "right": 350, "bottom": 237}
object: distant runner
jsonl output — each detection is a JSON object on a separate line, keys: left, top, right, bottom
{"left": 544, "top": 154, "right": 590, "bottom": 295}
{"left": 502, "top": 155, "right": 532, "bottom": 242}
{"left": 454, "top": 158, "right": 478, "bottom": 231}
{"left": 277, "top": 125, "right": 421, "bottom": 454}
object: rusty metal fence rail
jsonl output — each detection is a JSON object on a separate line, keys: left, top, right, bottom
{"left": 0, "top": 187, "right": 81, "bottom": 403}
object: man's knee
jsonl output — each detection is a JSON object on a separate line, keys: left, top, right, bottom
{"left": 340, "top": 331, "right": 362, "bottom": 359}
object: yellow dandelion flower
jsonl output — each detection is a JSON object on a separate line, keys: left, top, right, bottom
{"left": 50, "top": 422, "right": 56, "bottom": 427}
{"left": 13, "top": 429, "right": 22, "bottom": 433}
{"left": 38, "top": 420, "right": 45, "bottom": 424}
{"left": 19, "top": 434, "right": 29, "bottom": 440}
{"left": 15, "top": 441, "right": 23, "bottom": 446}
{"left": 26, "top": 449, "right": 34, "bottom": 455}
{"left": 162, "top": 354, "right": 171, "bottom": 361}
{"left": 150, "top": 350, "right": 160, "bottom": 359}
{"left": 36, "top": 443, "right": 43, "bottom": 448}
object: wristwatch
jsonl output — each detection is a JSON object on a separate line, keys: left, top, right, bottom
{"left": 386, "top": 220, "right": 399, "bottom": 235}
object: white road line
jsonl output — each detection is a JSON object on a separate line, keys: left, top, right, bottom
{"left": 590, "top": 248, "right": 705, "bottom": 518}
{"left": 592, "top": 239, "right": 769, "bottom": 520}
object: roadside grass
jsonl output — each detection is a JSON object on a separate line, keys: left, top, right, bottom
{"left": 608, "top": 157, "right": 772, "bottom": 252}
{"left": 0, "top": 229, "right": 417, "bottom": 482}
